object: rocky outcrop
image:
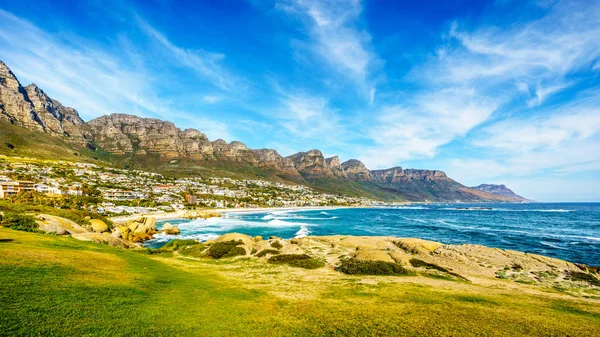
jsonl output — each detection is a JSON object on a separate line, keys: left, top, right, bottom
{"left": 181, "top": 209, "right": 222, "bottom": 219}
{"left": 471, "top": 184, "right": 529, "bottom": 201}
{"left": 286, "top": 150, "right": 334, "bottom": 177}
{"left": 90, "top": 219, "right": 109, "bottom": 233}
{"left": 162, "top": 222, "right": 180, "bottom": 235}
{"left": 0, "top": 61, "right": 91, "bottom": 144}
{"left": 326, "top": 156, "right": 347, "bottom": 178}
{"left": 341, "top": 159, "right": 372, "bottom": 180}
{"left": 88, "top": 114, "right": 214, "bottom": 158}
{"left": 24, "top": 84, "right": 93, "bottom": 145}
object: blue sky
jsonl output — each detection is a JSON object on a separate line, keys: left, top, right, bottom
{"left": 0, "top": 0, "right": 599, "bottom": 201}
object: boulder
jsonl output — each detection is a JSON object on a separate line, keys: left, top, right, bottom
{"left": 214, "top": 233, "right": 253, "bottom": 246}
{"left": 253, "top": 236, "right": 263, "bottom": 242}
{"left": 72, "top": 232, "right": 136, "bottom": 249}
{"left": 162, "top": 223, "right": 180, "bottom": 235}
{"left": 35, "top": 214, "right": 87, "bottom": 235}
{"left": 90, "top": 219, "right": 109, "bottom": 233}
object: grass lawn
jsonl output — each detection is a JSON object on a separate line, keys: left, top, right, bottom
{"left": 1, "top": 228, "right": 599, "bottom": 336}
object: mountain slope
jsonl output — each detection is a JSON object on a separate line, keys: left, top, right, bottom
{"left": 471, "top": 184, "right": 529, "bottom": 202}
{"left": 0, "top": 59, "right": 515, "bottom": 202}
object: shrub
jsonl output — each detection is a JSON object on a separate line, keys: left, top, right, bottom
{"left": 1, "top": 213, "right": 39, "bottom": 232}
{"left": 271, "top": 240, "right": 283, "bottom": 250}
{"left": 207, "top": 240, "right": 245, "bottom": 259}
{"left": 567, "top": 271, "right": 600, "bottom": 287}
{"left": 268, "top": 254, "right": 325, "bottom": 269}
{"left": 162, "top": 239, "right": 200, "bottom": 251}
{"left": 336, "top": 259, "right": 413, "bottom": 276}
{"left": 255, "top": 249, "right": 281, "bottom": 258}
{"left": 223, "top": 246, "right": 246, "bottom": 258}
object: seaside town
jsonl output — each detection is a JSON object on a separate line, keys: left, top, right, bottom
{"left": 0, "top": 155, "right": 376, "bottom": 216}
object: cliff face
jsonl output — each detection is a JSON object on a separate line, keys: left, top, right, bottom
{"left": 341, "top": 159, "right": 372, "bottom": 181}
{"left": 286, "top": 150, "right": 335, "bottom": 177}
{"left": 88, "top": 114, "right": 214, "bottom": 158}
{"left": 0, "top": 61, "right": 91, "bottom": 144}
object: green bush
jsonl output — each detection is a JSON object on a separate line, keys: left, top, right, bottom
{"left": 270, "top": 240, "right": 283, "bottom": 250}
{"left": 207, "top": 240, "right": 245, "bottom": 259}
{"left": 336, "top": 259, "right": 413, "bottom": 276}
{"left": 1, "top": 213, "right": 39, "bottom": 232}
{"left": 162, "top": 239, "right": 200, "bottom": 251}
{"left": 268, "top": 254, "right": 324, "bottom": 269}
{"left": 255, "top": 249, "right": 281, "bottom": 258}
{"left": 223, "top": 246, "right": 246, "bottom": 258}
{"left": 567, "top": 271, "right": 600, "bottom": 286}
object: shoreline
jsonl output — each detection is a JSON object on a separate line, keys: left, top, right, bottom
{"left": 109, "top": 205, "right": 361, "bottom": 223}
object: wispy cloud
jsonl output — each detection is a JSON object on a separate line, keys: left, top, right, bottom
{"left": 447, "top": 91, "right": 600, "bottom": 185}
{"left": 0, "top": 9, "right": 234, "bottom": 140}
{"left": 136, "top": 18, "right": 239, "bottom": 92}
{"left": 361, "top": 0, "right": 600, "bottom": 171}
{"left": 275, "top": 0, "right": 381, "bottom": 99}
{"left": 361, "top": 87, "right": 499, "bottom": 168}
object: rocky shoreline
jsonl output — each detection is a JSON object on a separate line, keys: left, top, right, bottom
{"left": 31, "top": 212, "right": 600, "bottom": 293}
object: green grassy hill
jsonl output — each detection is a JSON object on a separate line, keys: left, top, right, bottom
{"left": 1, "top": 229, "right": 599, "bottom": 336}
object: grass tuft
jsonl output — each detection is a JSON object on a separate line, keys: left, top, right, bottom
{"left": 336, "top": 259, "right": 413, "bottom": 276}
{"left": 268, "top": 254, "right": 324, "bottom": 269}
{"left": 207, "top": 240, "right": 245, "bottom": 259}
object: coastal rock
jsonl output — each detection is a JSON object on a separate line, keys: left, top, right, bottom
{"left": 71, "top": 232, "right": 137, "bottom": 249}
{"left": 90, "top": 219, "right": 109, "bottom": 233}
{"left": 182, "top": 209, "right": 222, "bottom": 219}
{"left": 162, "top": 223, "right": 180, "bottom": 235}
{"left": 352, "top": 250, "right": 395, "bottom": 263}
{"left": 35, "top": 214, "right": 87, "bottom": 235}
{"left": 213, "top": 233, "right": 254, "bottom": 246}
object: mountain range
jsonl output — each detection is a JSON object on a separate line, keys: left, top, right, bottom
{"left": 0, "top": 60, "right": 527, "bottom": 202}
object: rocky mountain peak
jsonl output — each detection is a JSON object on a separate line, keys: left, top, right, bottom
{"left": 1, "top": 60, "right": 92, "bottom": 141}
{"left": 287, "top": 150, "right": 335, "bottom": 177}
{"left": 341, "top": 159, "right": 371, "bottom": 180}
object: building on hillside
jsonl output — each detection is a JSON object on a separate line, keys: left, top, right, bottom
{"left": 17, "top": 181, "right": 35, "bottom": 193}
{"left": 185, "top": 194, "right": 198, "bottom": 205}
{"left": 102, "top": 189, "right": 146, "bottom": 201}
{"left": 0, "top": 181, "right": 19, "bottom": 198}
{"left": 34, "top": 183, "right": 62, "bottom": 195}
{"left": 0, "top": 180, "right": 35, "bottom": 198}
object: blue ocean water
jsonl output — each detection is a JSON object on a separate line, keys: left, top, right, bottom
{"left": 147, "top": 203, "right": 600, "bottom": 265}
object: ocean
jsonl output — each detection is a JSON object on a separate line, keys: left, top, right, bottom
{"left": 146, "top": 203, "right": 600, "bottom": 266}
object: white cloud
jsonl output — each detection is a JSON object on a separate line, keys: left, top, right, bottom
{"left": 277, "top": 92, "right": 344, "bottom": 142}
{"left": 275, "top": 0, "right": 380, "bottom": 98}
{"left": 361, "top": 87, "right": 499, "bottom": 168}
{"left": 136, "top": 18, "right": 238, "bottom": 92}
{"left": 203, "top": 95, "right": 223, "bottom": 104}
{"left": 0, "top": 9, "right": 232, "bottom": 140}
{"left": 361, "top": 0, "right": 600, "bottom": 172}
{"left": 445, "top": 93, "right": 600, "bottom": 185}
